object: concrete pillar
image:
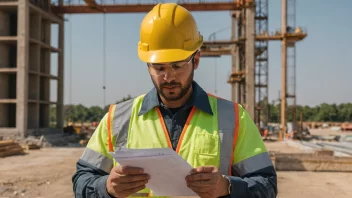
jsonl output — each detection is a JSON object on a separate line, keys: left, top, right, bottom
{"left": 239, "top": 10, "right": 245, "bottom": 105}
{"left": 231, "top": 12, "right": 237, "bottom": 102}
{"left": 56, "top": 0, "right": 64, "bottom": 130}
{"left": 245, "top": 6, "right": 255, "bottom": 119}
{"left": 280, "top": 0, "right": 287, "bottom": 140}
{"left": 17, "top": 0, "right": 30, "bottom": 137}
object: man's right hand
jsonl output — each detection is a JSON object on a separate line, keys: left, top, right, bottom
{"left": 106, "top": 165, "right": 150, "bottom": 198}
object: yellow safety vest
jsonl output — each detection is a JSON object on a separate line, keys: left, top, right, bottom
{"left": 106, "top": 94, "right": 239, "bottom": 197}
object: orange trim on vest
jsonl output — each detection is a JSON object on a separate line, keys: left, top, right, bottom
{"left": 156, "top": 107, "right": 173, "bottom": 148}
{"left": 176, "top": 106, "right": 196, "bottom": 153}
{"left": 229, "top": 103, "right": 239, "bottom": 175}
{"left": 156, "top": 106, "right": 196, "bottom": 153}
{"left": 107, "top": 105, "right": 115, "bottom": 152}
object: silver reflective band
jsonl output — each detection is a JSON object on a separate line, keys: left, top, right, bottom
{"left": 80, "top": 147, "right": 113, "bottom": 173}
{"left": 112, "top": 99, "right": 134, "bottom": 149}
{"left": 233, "top": 152, "right": 273, "bottom": 176}
{"left": 217, "top": 98, "right": 236, "bottom": 175}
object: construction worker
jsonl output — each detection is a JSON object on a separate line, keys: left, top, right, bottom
{"left": 72, "top": 3, "right": 277, "bottom": 198}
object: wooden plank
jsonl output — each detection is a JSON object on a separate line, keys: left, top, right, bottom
{"left": 0, "top": 143, "right": 22, "bottom": 152}
{"left": 0, "top": 140, "right": 15, "bottom": 146}
{"left": 0, "top": 140, "right": 25, "bottom": 157}
{"left": 0, "top": 147, "right": 24, "bottom": 158}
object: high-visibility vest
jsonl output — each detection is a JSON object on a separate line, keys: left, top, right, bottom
{"left": 105, "top": 93, "right": 239, "bottom": 197}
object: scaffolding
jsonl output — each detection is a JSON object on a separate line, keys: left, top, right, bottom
{"left": 255, "top": 0, "right": 269, "bottom": 127}
{"left": 201, "top": 0, "right": 307, "bottom": 130}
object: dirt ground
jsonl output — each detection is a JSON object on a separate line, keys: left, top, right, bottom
{"left": 266, "top": 141, "right": 352, "bottom": 198}
{"left": 0, "top": 142, "right": 352, "bottom": 198}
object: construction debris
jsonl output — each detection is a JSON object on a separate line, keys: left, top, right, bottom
{"left": 21, "top": 143, "right": 41, "bottom": 151}
{"left": 0, "top": 140, "right": 25, "bottom": 158}
{"left": 271, "top": 152, "right": 352, "bottom": 172}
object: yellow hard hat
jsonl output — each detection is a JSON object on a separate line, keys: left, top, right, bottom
{"left": 138, "top": 3, "right": 203, "bottom": 63}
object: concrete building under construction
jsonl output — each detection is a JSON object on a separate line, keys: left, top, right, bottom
{"left": 0, "top": 0, "right": 64, "bottom": 137}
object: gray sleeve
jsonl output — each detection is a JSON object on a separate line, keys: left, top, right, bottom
{"left": 227, "top": 165, "right": 277, "bottom": 198}
{"left": 72, "top": 159, "right": 114, "bottom": 198}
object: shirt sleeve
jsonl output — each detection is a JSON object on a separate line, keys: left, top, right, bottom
{"left": 72, "top": 113, "right": 115, "bottom": 198}
{"left": 227, "top": 104, "right": 278, "bottom": 198}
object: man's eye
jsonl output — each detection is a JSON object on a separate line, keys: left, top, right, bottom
{"left": 172, "top": 64, "right": 183, "bottom": 70}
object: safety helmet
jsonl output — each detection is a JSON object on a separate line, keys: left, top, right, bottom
{"left": 138, "top": 3, "right": 203, "bottom": 63}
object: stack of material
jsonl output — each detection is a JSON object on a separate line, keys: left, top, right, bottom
{"left": 21, "top": 143, "right": 41, "bottom": 150}
{"left": 0, "top": 140, "right": 25, "bottom": 157}
{"left": 21, "top": 135, "right": 43, "bottom": 150}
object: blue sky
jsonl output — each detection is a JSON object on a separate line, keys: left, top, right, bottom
{"left": 50, "top": 0, "right": 352, "bottom": 108}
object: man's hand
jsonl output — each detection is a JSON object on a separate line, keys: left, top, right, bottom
{"left": 185, "top": 166, "right": 230, "bottom": 198}
{"left": 106, "top": 165, "right": 150, "bottom": 198}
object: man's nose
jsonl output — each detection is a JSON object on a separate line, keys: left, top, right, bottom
{"left": 163, "top": 68, "right": 176, "bottom": 82}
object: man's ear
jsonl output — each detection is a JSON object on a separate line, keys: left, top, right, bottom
{"left": 193, "top": 51, "right": 201, "bottom": 70}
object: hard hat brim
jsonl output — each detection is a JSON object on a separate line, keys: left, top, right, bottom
{"left": 138, "top": 48, "right": 196, "bottom": 64}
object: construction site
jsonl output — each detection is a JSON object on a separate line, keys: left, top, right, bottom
{"left": 0, "top": 0, "right": 352, "bottom": 197}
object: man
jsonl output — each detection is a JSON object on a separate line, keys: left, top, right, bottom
{"left": 72, "top": 3, "right": 277, "bottom": 198}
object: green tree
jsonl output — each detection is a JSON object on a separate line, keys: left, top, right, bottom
{"left": 50, "top": 97, "right": 352, "bottom": 124}
{"left": 71, "top": 104, "right": 88, "bottom": 122}
{"left": 87, "top": 106, "right": 105, "bottom": 122}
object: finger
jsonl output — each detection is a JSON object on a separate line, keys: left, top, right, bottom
{"left": 116, "top": 174, "right": 150, "bottom": 183}
{"left": 115, "top": 166, "right": 144, "bottom": 175}
{"left": 187, "top": 179, "right": 215, "bottom": 187}
{"left": 191, "top": 166, "right": 217, "bottom": 174}
{"left": 119, "top": 184, "right": 146, "bottom": 197}
{"left": 187, "top": 185, "right": 210, "bottom": 193}
{"left": 186, "top": 173, "right": 213, "bottom": 181}
{"left": 118, "top": 179, "right": 149, "bottom": 190}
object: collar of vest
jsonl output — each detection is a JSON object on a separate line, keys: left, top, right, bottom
{"left": 138, "top": 81, "right": 213, "bottom": 116}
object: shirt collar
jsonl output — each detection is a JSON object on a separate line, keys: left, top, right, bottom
{"left": 138, "top": 81, "right": 214, "bottom": 116}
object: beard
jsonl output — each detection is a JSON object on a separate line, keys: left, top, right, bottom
{"left": 152, "top": 70, "right": 194, "bottom": 101}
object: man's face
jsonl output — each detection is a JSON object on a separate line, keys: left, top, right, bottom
{"left": 148, "top": 52, "right": 200, "bottom": 101}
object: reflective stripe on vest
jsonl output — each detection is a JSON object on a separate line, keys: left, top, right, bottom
{"left": 107, "top": 94, "right": 239, "bottom": 196}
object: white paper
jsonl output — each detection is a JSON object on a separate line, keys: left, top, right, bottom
{"left": 110, "top": 148, "right": 198, "bottom": 196}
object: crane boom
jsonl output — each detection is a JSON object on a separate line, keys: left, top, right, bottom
{"left": 51, "top": 2, "right": 248, "bottom": 14}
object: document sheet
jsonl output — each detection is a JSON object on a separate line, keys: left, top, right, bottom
{"left": 110, "top": 148, "right": 198, "bottom": 196}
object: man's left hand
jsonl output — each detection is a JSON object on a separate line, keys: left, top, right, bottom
{"left": 185, "top": 166, "right": 230, "bottom": 198}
